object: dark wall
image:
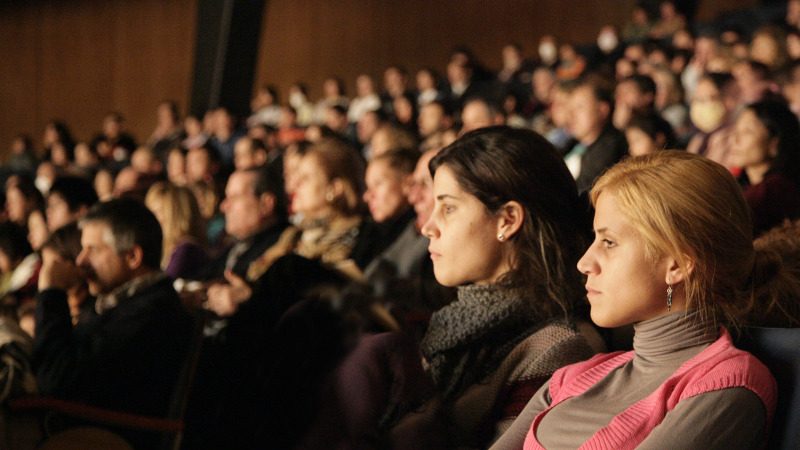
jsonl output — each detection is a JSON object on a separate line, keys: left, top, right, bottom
{"left": 0, "top": 0, "right": 196, "bottom": 158}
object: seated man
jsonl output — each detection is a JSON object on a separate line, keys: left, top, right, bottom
{"left": 33, "top": 198, "right": 193, "bottom": 419}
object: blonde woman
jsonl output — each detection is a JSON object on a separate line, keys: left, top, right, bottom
{"left": 145, "top": 182, "right": 209, "bottom": 279}
{"left": 494, "top": 152, "right": 781, "bottom": 449}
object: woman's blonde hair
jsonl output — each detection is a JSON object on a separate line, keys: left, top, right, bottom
{"left": 591, "top": 151, "right": 756, "bottom": 328}
{"left": 145, "top": 181, "right": 206, "bottom": 269}
{"left": 305, "top": 138, "right": 365, "bottom": 217}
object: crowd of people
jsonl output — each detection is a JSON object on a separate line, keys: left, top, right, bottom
{"left": 2, "top": 0, "right": 800, "bottom": 448}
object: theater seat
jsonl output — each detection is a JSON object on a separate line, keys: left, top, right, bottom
{"left": 735, "top": 327, "right": 800, "bottom": 450}
{"left": 38, "top": 427, "right": 133, "bottom": 450}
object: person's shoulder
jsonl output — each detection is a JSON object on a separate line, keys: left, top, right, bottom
{"left": 505, "top": 322, "right": 601, "bottom": 377}
{"left": 679, "top": 330, "right": 777, "bottom": 408}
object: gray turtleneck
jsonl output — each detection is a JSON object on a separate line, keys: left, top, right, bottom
{"left": 491, "top": 310, "right": 767, "bottom": 449}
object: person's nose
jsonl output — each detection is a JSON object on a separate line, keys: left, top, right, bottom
{"left": 577, "top": 244, "right": 598, "bottom": 276}
{"left": 420, "top": 214, "right": 438, "bottom": 240}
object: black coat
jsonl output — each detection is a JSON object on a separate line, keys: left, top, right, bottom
{"left": 573, "top": 125, "right": 628, "bottom": 193}
{"left": 33, "top": 276, "right": 193, "bottom": 418}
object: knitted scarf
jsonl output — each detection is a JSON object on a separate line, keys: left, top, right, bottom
{"left": 420, "top": 283, "right": 540, "bottom": 400}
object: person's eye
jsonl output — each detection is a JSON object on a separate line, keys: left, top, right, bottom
{"left": 443, "top": 204, "right": 456, "bottom": 215}
{"left": 602, "top": 238, "right": 616, "bottom": 249}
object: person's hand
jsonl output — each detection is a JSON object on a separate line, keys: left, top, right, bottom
{"left": 204, "top": 271, "right": 252, "bottom": 317}
{"left": 38, "top": 248, "right": 82, "bottom": 291}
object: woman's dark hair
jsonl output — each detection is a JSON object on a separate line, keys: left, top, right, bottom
{"left": 745, "top": 98, "right": 800, "bottom": 188}
{"left": 45, "top": 120, "right": 76, "bottom": 161}
{"left": 7, "top": 175, "right": 44, "bottom": 214}
{"left": 627, "top": 112, "right": 675, "bottom": 148}
{"left": 702, "top": 72, "right": 736, "bottom": 94}
{"left": 429, "top": 126, "right": 590, "bottom": 320}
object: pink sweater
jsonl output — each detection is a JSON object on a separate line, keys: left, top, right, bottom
{"left": 524, "top": 328, "right": 776, "bottom": 450}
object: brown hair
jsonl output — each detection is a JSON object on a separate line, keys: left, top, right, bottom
{"left": 305, "top": 138, "right": 366, "bottom": 217}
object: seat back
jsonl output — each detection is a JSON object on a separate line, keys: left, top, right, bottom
{"left": 736, "top": 327, "right": 800, "bottom": 450}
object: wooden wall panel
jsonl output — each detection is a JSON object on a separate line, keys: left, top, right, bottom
{"left": 255, "top": 0, "right": 638, "bottom": 102}
{"left": 0, "top": 0, "right": 196, "bottom": 160}
{"left": 255, "top": 0, "right": 764, "bottom": 104}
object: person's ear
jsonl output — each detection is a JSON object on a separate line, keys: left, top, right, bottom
{"left": 258, "top": 192, "right": 276, "bottom": 217}
{"left": 768, "top": 137, "right": 779, "bottom": 159}
{"left": 330, "top": 178, "right": 346, "bottom": 199}
{"left": 665, "top": 254, "right": 694, "bottom": 285}
{"left": 125, "top": 245, "right": 144, "bottom": 271}
{"left": 255, "top": 150, "right": 268, "bottom": 166}
{"left": 400, "top": 173, "right": 414, "bottom": 197}
{"left": 598, "top": 101, "right": 611, "bottom": 121}
{"left": 495, "top": 201, "right": 525, "bottom": 241}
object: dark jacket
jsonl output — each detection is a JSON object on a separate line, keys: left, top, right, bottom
{"left": 33, "top": 274, "right": 193, "bottom": 417}
{"left": 200, "top": 221, "right": 290, "bottom": 281}
{"left": 573, "top": 125, "right": 628, "bottom": 193}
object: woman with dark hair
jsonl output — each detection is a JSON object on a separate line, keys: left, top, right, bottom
{"left": 395, "top": 126, "right": 600, "bottom": 445}
{"left": 4, "top": 175, "right": 44, "bottom": 229}
{"left": 42, "top": 120, "right": 76, "bottom": 164}
{"left": 730, "top": 98, "right": 800, "bottom": 235}
{"left": 303, "top": 126, "right": 602, "bottom": 449}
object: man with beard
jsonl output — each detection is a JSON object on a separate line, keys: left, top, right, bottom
{"left": 33, "top": 198, "right": 193, "bottom": 445}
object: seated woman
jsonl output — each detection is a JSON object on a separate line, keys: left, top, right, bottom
{"left": 730, "top": 98, "right": 800, "bottom": 236}
{"left": 493, "top": 152, "right": 779, "bottom": 449}
{"left": 297, "top": 126, "right": 603, "bottom": 449}
{"left": 286, "top": 137, "right": 374, "bottom": 277}
{"left": 145, "top": 181, "right": 210, "bottom": 279}
{"left": 396, "top": 126, "right": 602, "bottom": 447}
{"left": 361, "top": 148, "right": 418, "bottom": 265}
{"left": 686, "top": 72, "right": 738, "bottom": 168}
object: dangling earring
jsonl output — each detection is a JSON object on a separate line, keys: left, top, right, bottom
{"left": 325, "top": 191, "right": 334, "bottom": 203}
{"left": 666, "top": 284, "right": 673, "bottom": 311}
{"left": 497, "top": 233, "right": 505, "bottom": 242}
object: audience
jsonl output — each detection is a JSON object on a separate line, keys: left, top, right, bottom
{"left": 3, "top": 2, "right": 800, "bottom": 447}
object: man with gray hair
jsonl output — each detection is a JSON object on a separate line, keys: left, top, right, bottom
{"left": 33, "top": 198, "right": 193, "bottom": 436}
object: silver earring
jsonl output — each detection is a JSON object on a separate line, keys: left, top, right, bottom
{"left": 666, "top": 284, "right": 673, "bottom": 311}
{"left": 497, "top": 233, "right": 505, "bottom": 242}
